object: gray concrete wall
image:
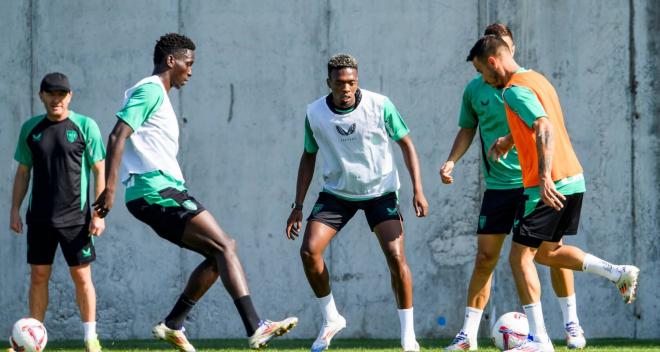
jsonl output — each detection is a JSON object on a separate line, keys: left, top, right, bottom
{"left": 0, "top": 0, "right": 657, "bottom": 341}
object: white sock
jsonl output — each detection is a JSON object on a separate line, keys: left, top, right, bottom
{"left": 461, "top": 307, "right": 483, "bottom": 341}
{"left": 582, "top": 253, "right": 621, "bottom": 282}
{"left": 83, "top": 321, "right": 97, "bottom": 341}
{"left": 522, "top": 302, "right": 550, "bottom": 344}
{"left": 557, "top": 294, "right": 579, "bottom": 326}
{"left": 397, "top": 308, "right": 416, "bottom": 348}
{"left": 317, "top": 293, "right": 340, "bottom": 322}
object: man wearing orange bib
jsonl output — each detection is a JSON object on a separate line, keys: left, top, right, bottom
{"left": 466, "top": 35, "right": 640, "bottom": 352}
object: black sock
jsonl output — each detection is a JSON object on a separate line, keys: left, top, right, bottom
{"left": 164, "top": 294, "right": 197, "bottom": 330}
{"left": 234, "top": 295, "right": 261, "bottom": 336}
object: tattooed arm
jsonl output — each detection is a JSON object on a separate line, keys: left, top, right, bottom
{"left": 533, "top": 117, "right": 565, "bottom": 210}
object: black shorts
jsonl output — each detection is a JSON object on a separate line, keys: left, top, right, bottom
{"left": 307, "top": 191, "right": 402, "bottom": 232}
{"left": 126, "top": 188, "right": 205, "bottom": 247}
{"left": 477, "top": 188, "right": 525, "bottom": 234}
{"left": 512, "top": 192, "right": 583, "bottom": 248}
{"left": 27, "top": 223, "right": 95, "bottom": 267}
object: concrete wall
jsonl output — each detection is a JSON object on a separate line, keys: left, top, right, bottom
{"left": 0, "top": 0, "right": 657, "bottom": 341}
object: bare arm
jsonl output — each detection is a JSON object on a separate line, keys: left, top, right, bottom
{"left": 396, "top": 135, "right": 428, "bottom": 217}
{"left": 88, "top": 159, "right": 106, "bottom": 236}
{"left": 10, "top": 164, "right": 31, "bottom": 234}
{"left": 93, "top": 120, "right": 133, "bottom": 217}
{"left": 533, "top": 117, "right": 565, "bottom": 210}
{"left": 440, "top": 127, "right": 477, "bottom": 184}
{"left": 285, "top": 151, "right": 317, "bottom": 239}
{"left": 487, "top": 133, "right": 515, "bottom": 162}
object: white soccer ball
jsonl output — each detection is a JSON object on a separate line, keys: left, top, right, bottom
{"left": 9, "top": 318, "right": 47, "bottom": 352}
{"left": 491, "top": 312, "right": 529, "bottom": 351}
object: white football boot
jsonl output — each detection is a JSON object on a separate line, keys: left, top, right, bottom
{"left": 402, "top": 339, "right": 420, "bottom": 352}
{"left": 444, "top": 330, "right": 477, "bottom": 351}
{"left": 615, "top": 265, "right": 640, "bottom": 304}
{"left": 248, "top": 317, "right": 298, "bottom": 349}
{"left": 152, "top": 322, "right": 195, "bottom": 352}
{"left": 564, "top": 321, "right": 586, "bottom": 349}
{"left": 504, "top": 336, "right": 554, "bottom": 352}
{"left": 84, "top": 337, "right": 103, "bottom": 352}
{"left": 311, "top": 315, "right": 346, "bottom": 352}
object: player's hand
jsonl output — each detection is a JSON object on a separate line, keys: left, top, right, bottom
{"left": 413, "top": 191, "right": 429, "bottom": 217}
{"left": 92, "top": 188, "right": 115, "bottom": 218}
{"left": 10, "top": 208, "right": 23, "bottom": 234}
{"left": 89, "top": 216, "right": 105, "bottom": 237}
{"left": 488, "top": 135, "right": 514, "bottom": 162}
{"left": 540, "top": 177, "right": 566, "bottom": 211}
{"left": 439, "top": 160, "right": 455, "bottom": 184}
{"left": 285, "top": 209, "right": 303, "bottom": 240}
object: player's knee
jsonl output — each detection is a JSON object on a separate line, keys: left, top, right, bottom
{"left": 210, "top": 237, "right": 237, "bottom": 257}
{"left": 384, "top": 248, "right": 407, "bottom": 267}
{"left": 69, "top": 271, "right": 93, "bottom": 287}
{"left": 475, "top": 249, "right": 499, "bottom": 270}
{"left": 30, "top": 269, "right": 51, "bottom": 286}
{"left": 534, "top": 256, "right": 550, "bottom": 266}
{"left": 508, "top": 249, "right": 526, "bottom": 270}
{"left": 299, "top": 246, "right": 320, "bottom": 265}
{"left": 30, "top": 273, "right": 50, "bottom": 286}
{"left": 533, "top": 249, "right": 552, "bottom": 266}
{"left": 71, "top": 276, "right": 94, "bottom": 290}
{"left": 299, "top": 247, "right": 313, "bottom": 262}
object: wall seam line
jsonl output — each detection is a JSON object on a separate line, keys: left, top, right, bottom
{"left": 627, "top": 0, "right": 640, "bottom": 338}
{"left": 29, "top": 0, "right": 35, "bottom": 117}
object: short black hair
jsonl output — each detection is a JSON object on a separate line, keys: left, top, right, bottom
{"left": 153, "top": 33, "right": 196, "bottom": 65}
{"left": 327, "top": 53, "right": 358, "bottom": 78}
{"left": 484, "top": 23, "right": 513, "bottom": 41}
{"left": 466, "top": 35, "right": 509, "bottom": 62}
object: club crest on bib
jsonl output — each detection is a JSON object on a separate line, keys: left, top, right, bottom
{"left": 335, "top": 123, "right": 356, "bottom": 136}
{"left": 66, "top": 130, "right": 78, "bottom": 143}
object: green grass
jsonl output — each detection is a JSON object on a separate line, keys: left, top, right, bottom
{"left": 29, "top": 338, "right": 660, "bottom": 351}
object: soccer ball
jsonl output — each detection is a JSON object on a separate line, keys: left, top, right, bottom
{"left": 491, "top": 312, "right": 529, "bottom": 350}
{"left": 9, "top": 318, "right": 47, "bottom": 352}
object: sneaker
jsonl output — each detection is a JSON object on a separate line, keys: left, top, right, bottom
{"left": 616, "top": 265, "right": 640, "bottom": 304}
{"left": 444, "top": 330, "right": 476, "bottom": 351}
{"left": 504, "top": 337, "right": 554, "bottom": 352}
{"left": 85, "top": 338, "right": 103, "bottom": 352}
{"left": 152, "top": 322, "right": 196, "bottom": 352}
{"left": 311, "top": 315, "right": 346, "bottom": 352}
{"left": 403, "top": 340, "right": 420, "bottom": 352}
{"left": 565, "top": 321, "right": 586, "bottom": 349}
{"left": 248, "top": 317, "right": 298, "bottom": 349}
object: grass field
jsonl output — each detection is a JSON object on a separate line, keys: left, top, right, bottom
{"left": 29, "top": 338, "right": 660, "bottom": 351}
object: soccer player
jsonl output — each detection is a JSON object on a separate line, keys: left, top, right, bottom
{"left": 466, "top": 35, "right": 640, "bottom": 352}
{"left": 440, "top": 24, "right": 586, "bottom": 350}
{"left": 285, "top": 54, "right": 429, "bottom": 352}
{"left": 10, "top": 72, "right": 105, "bottom": 352}
{"left": 92, "top": 33, "right": 297, "bottom": 351}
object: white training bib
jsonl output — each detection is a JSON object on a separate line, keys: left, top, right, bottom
{"left": 306, "top": 89, "right": 400, "bottom": 199}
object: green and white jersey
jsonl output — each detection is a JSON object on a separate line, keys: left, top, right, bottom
{"left": 459, "top": 74, "right": 523, "bottom": 189}
{"left": 305, "top": 89, "right": 409, "bottom": 200}
{"left": 116, "top": 75, "right": 185, "bottom": 202}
